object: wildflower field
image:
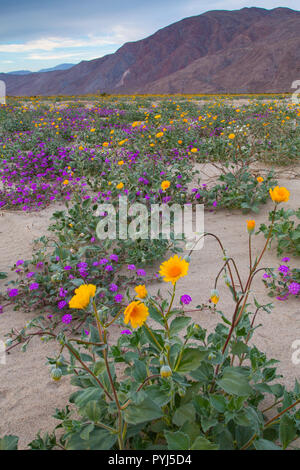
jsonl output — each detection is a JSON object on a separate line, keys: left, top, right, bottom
{"left": 0, "top": 94, "right": 300, "bottom": 450}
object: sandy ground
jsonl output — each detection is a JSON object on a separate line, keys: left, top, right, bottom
{"left": 0, "top": 175, "right": 299, "bottom": 449}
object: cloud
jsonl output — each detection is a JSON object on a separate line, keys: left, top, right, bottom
{"left": 0, "top": 36, "right": 122, "bottom": 53}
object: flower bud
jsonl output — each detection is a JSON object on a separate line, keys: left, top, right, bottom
{"left": 160, "top": 365, "right": 172, "bottom": 378}
{"left": 210, "top": 289, "right": 220, "bottom": 305}
{"left": 51, "top": 367, "right": 62, "bottom": 381}
{"left": 246, "top": 220, "right": 255, "bottom": 234}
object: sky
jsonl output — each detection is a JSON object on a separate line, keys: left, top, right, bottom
{"left": 0, "top": 0, "right": 299, "bottom": 73}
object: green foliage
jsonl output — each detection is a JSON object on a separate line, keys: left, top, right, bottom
{"left": 259, "top": 207, "right": 300, "bottom": 256}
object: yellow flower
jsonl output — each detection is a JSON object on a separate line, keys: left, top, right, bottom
{"left": 69, "top": 284, "right": 96, "bottom": 310}
{"left": 178, "top": 140, "right": 182, "bottom": 144}
{"left": 134, "top": 285, "right": 148, "bottom": 299}
{"left": 90, "top": 128, "right": 96, "bottom": 132}
{"left": 116, "top": 182, "right": 124, "bottom": 190}
{"left": 118, "top": 160, "right": 124, "bottom": 165}
{"left": 228, "top": 133, "right": 235, "bottom": 139}
{"left": 191, "top": 148, "right": 198, "bottom": 153}
{"left": 154, "top": 114, "right": 161, "bottom": 119}
{"left": 257, "top": 176, "right": 264, "bottom": 183}
{"left": 102, "top": 142, "right": 109, "bottom": 147}
{"left": 161, "top": 180, "right": 170, "bottom": 191}
{"left": 210, "top": 289, "right": 219, "bottom": 304}
{"left": 159, "top": 255, "right": 189, "bottom": 285}
{"left": 63, "top": 180, "right": 69, "bottom": 185}
{"left": 269, "top": 186, "right": 290, "bottom": 203}
{"left": 156, "top": 131, "right": 164, "bottom": 138}
{"left": 247, "top": 220, "right": 256, "bottom": 234}
{"left": 124, "top": 301, "right": 149, "bottom": 329}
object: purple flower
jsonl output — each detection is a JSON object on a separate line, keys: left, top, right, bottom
{"left": 99, "top": 258, "right": 108, "bottom": 265}
{"left": 114, "top": 294, "right": 123, "bottom": 303}
{"left": 263, "top": 273, "right": 271, "bottom": 279}
{"left": 109, "top": 283, "right": 118, "bottom": 292}
{"left": 29, "top": 282, "right": 39, "bottom": 291}
{"left": 0, "top": 305, "right": 3, "bottom": 314}
{"left": 58, "top": 300, "right": 67, "bottom": 309}
{"left": 77, "top": 262, "right": 88, "bottom": 269}
{"left": 288, "top": 282, "right": 300, "bottom": 296}
{"left": 36, "top": 262, "right": 44, "bottom": 269}
{"left": 84, "top": 329, "right": 89, "bottom": 336}
{"left": 128, "top": 264, "right": 136, "bottom": 270}
{"left": 281, "top": 257, "right": 290, "bottom": 262}
{"left": 64, "top": 265, "right": 72, "bottom": 271}
{"left": 212, "top": 201, "right": 217, "bottom": 207}
{"left": 62, "top": 314, "right": 72, "bottom": 324}
{"left": 136, "top": 269, "right": 146, "bottom": 277}
{"left": 180, "top": 294, "right": 192, "bottom": 305}
{"left": 276, "top": 294, "right": 289, "bottom": 301}
{"left": 26, "top": 272, "right": 35, "bottom": 278}
{"left": 109, "top": 254, "right": 119, "bottom": 262}
{"left": 278, "top": 265, "right": 289, "bottom": 276}
{"left": 16, "top": 259, "right": 24, "bottom": 266}
{"left": 8, "top": 288, "right": 19, "bottom": 297}
{"left": 59, "top": 287, "right": 68, "bottom": 297}
{"left": 121, "top": 329, "right": 132, "bottom": 335}
{"left": 105, "top": 264, "right": 113, "bottom": 272}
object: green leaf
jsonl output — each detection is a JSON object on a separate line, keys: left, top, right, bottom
{"left": 279, "top": 414, "right": 297, "bottom": 449}
{"left": 169, "top": 317, "right": 191, "bottom": 336}
{"left": 145, "top": 385, "right": 171, "bottom": 407}
{"left": 172, "top": 403, "right": 195, "bottom": 427}
{"left": 66, "top": 428, "right": 117, "bottom": 450}
{"left": 217, "top": 368, "right": 252, "bottom": 397}
{"left": 254, "top": 439, "right": 281, "bottom": 450}
{"left": 0, "top": 435, "right": 19, "bottom": 450}
{"left": 124, "top": 397, "right": 164, "bottom": 425}
{"left": 83, "top": 400, "right": 102, "bottom": 422}
{"left": 132, "top": 360, "right": 147, "bottom": 382}
{"left": 231, "top": 341, "right": 249, "bottom": 356}
{"left": 190, "top": 436, "right": 219, "bottom": 450}
{"left": 210, "top": 395, "right": 227, "bottom": 413}
{"left": 164, "top": 431, "right": 190, "bottom": 450}
{"left": 72, "top": 387, "right": 103, "bottom": 408}
{"left": 93, "top": 359, "right": 106, "bottom": 376}
{"left": 80, "top": 423, "right": 94, "bottom": 441}
{"left": 176, "top": 348, "right": 207, "bottom": 373}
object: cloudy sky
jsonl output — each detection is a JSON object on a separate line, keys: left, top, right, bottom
{"left": 0, "top": 0, "right": 298, "bottom": 72}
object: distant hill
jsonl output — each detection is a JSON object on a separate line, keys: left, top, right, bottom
{"left": 7, "top": 70, "right": 32, "bottom": 75}
{"left": 5, "top": 63, "right": 75, "bottom": 76}
{"left": 1, "top": 7, "right": 299, "bottom": 95}
{"left": 38, "top": 63, "right": 75, "bottom": 73}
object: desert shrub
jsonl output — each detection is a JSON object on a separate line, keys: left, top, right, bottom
{"left": 263, "top": 258, "right": 300, "bottom": 300}
{"left": 259, "top": 207, "right": 300, "bottom": 256}
{"left": 4, "top": 188, "right": 300, "bottom": 450}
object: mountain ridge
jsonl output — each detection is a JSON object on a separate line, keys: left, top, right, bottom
{"left": 1, "top": 7, "right": 299, "bottom": 95}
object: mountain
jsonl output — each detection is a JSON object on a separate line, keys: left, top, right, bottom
{"left": 5, "top": 63, "right": 75, "bottom": 76}
{"left": 38, "top": 63, "right": 75, "bottom": 73}
{"left": 6, "top": 70, "right": 32, "bottom": 75}
{"left": 1, "top": 7, "right": 299, "bottom": 95}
